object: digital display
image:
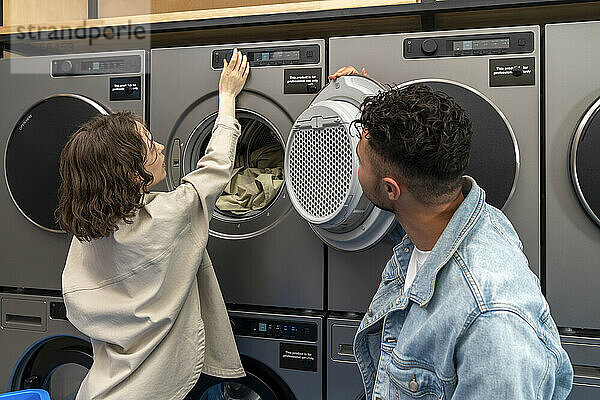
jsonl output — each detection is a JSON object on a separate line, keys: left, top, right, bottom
{"left": 81, "top": 59, "right": 124, "bottom": 71}
{"left": 250, "top": 50, "right": 300, "bottom": 62}
{"left": 258, "top": 322, "right": 267, "bottom": 332}
{"left": 453, "top": 38, "right": 510, "bottom": 51}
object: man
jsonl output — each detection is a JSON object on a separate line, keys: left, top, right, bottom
{"left": 328, "top": 67, "right": 573, "bottom": 399}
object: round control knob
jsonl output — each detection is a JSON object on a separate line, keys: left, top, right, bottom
{"left": 60, "top": 60, "right": 73, "bottom": 73}
{"left": 512, "top": 66, "right": 523, "bottom": 77}
{"left": 124, "top": 86, "right": 134, "bottom": 94}
{"left": 421, "top": 39, "right": 438, "bottom": 56}
{"left": 307, "top": 82, "right": 319, "bottom": 93}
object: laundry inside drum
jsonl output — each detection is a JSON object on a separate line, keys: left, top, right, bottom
{"left": 195, "top": 115, "right": 285, "bottom": 218}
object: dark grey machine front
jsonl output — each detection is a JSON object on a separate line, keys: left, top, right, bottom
{"left": 546, "top": 21, "right": 600, "bottom": 399}
{"left": 150, "top": 41, "right": 325, "bottom": 310}
{"left": 191, "top": 310, "right": 323, "bottom": 400}
{"left": 327, "top": 316, "right": 365, "bottom": 400}
{"left": 326, "top": 26, "right": 540, "bottom": 313}
{"left": 0, "top": 51, "right": 147, "bottom": 292}
{"left": 0, "top": 292, "right": 91, "bottom": 398}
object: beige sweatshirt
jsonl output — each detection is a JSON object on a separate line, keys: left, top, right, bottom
{"left": 62, "top": 115, "right": 245, "bottom": 400}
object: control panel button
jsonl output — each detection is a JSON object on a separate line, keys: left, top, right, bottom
{"left": 518, "top": 38, "right": 526, "bottom": 46}
{"left": 421, "top": 39, "right": 438, "bottom": 56}
{"left": 61, "top": 60, "right": 73, "bottom": 73}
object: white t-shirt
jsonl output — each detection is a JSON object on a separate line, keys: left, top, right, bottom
{"left": 404, "top": 246, "right": 431, "bottom": 292}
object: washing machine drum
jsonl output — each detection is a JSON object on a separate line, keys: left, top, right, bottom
{"left": 5, "top": 95, "right": 108, "bottom": 232}
{"left": 285, "top": 76, "right": 518, "bottom": 252}
{"left": 570, "top": 96, "right": 600, "bottom": 227}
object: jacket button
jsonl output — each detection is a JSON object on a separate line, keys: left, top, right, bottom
{"left": 367, "top": 308, "right": 373, "bottom": 317}
{"left": 409, "top": 374, "right": 418, "bottom": 392}
{"left": 395, "top": 297, "right": 401, "bottom": 305}
{"left": 404, "top": 247, "right": 410, "bottom": 253}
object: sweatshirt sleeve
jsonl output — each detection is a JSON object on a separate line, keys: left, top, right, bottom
{"left": 179, "top": 114, "right": 240, "bottom": 224}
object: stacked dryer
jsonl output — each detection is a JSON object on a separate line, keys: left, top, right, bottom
{"left": 546, "top": 21, "right": 600, "bottom": 398}
{"left": 0, "top": 51, "right": 148, "bottom": 397}
{"left": 150, "top": 41, "right": 327, "bottom": 400}
{"left": 282, "top": 26, "right": 542, "bottom": 399}
{"left": 150, "top": 41, "right": 325, "bottom": 312}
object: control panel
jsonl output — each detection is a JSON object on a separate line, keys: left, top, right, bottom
{"left": 231, "top": 316, "right": 318, "bottom": 342}
{"left": 212, "top": 44, "right": 320, "bottom": 69}
{"left": 52, "top": 55, "right": 142, "bottom": 77}
{"left": 404, "top": 32, "right": 534, "bottom": 59}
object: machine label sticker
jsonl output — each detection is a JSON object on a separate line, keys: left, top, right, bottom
{"left": 110, "top": 76, "right": 142, "bottom": 101}
{"left": 489, "top": 57, "right": 535, "bottom": 87}
{"left": 280, "top": 343, "right": 318, "bottom": 372}
{"left": 284, "top": 68, "right": 322, "bottom": 94}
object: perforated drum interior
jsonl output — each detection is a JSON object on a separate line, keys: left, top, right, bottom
{"left": 285, "top": 76, "right": 397, "bottom": 252}
{"left": 287, "top": 124, "right": 353, "bottom": 222}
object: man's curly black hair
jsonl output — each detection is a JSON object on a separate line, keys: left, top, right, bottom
{"left": 358, "top": 83, "right": 473, "bottom": 205}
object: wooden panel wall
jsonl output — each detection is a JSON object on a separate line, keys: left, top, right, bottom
{"left": 3, "top": 0, "right": 88, "bottom": 27}
{"left": 100, "top": 0, "right": 318, "bottom": 18}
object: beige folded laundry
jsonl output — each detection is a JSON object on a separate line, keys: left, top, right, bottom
{"left": 216, "top": 144, "right": 284, "bottom": 214}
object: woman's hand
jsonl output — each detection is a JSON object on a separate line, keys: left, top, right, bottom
{"left": 328, "top": 65, "right": 368, "bottom": 80}
{"left": 218, "top": 49, "right": 249, "bottom": 118}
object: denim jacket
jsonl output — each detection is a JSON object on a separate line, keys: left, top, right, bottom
{"left": 353, "top": 177, "right": 573, "bottom": 400}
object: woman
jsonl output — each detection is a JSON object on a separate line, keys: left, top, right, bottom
{"left": 58, "top": 49, "right": 249, "bottom": 400}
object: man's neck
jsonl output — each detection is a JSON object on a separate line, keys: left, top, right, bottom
{"left": 395, "top": 191, "right": 465, "bottom": 251}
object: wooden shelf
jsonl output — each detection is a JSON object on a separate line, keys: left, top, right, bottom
{"left": 1, "top": 0, "right": 597, "bottom": 51}
{"left": 0, "top": 0, "right": 418, "bottom": 35}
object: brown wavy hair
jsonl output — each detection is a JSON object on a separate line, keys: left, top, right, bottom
{"left": 57, "top": 111, "right": 156, "bottom": 241}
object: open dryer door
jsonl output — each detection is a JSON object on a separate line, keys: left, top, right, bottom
{"left": 285, "top": 75, "right": 520, "bottom": 252}
{"left": 285, "top": 75, "right": 396, "bottom": 252}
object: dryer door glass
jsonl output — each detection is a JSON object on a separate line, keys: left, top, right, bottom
{"left": 12, "top": 336, "right": 92, "bottom": 399}
{"left": 198, "top": 382, "right": 272, "bottom": 400}
{"left": 5, "top": 95, "right": 108, "bottom": 232}
{"left": 570, "top": 97, "right": 600, "bottom": 227}
{"left": 189, "top": 362, "right": 294, "bottom": 400}
{"left": 182, "top": 110, "right": 291, "bottom": 239}
{"left": 401, "top": 80, "right": 518, "bottom": 210}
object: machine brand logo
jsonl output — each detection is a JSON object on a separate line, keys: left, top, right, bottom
{"left": 18, "top": 114, "right": 33, "bottom": 131}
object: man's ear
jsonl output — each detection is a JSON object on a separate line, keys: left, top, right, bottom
{"left": 383, "top": 177, "right": 402, "bottom": 201}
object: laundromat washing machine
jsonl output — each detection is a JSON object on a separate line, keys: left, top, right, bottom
{"left": 0, "top": 292, "right": 91, "bottom": 398}
{"left": 545, "top": 20, "right": 600, "bottom": 399}
{"left": 0, "top": 50, "right": 148, "bottom": 292}
{"left": 282, "top": 27, "right": 540, "bottom": 397}
{"left": 284, "top": 26, "right": 541, "bottom": 315}
{"left": 150, "top": 40, "right": 325, "bottom": 311}
{"left": 191, "top": 310, "right": 323, "bottom": 400}
{"left": 0, "top": 50, "right": 148, "bottom": 398}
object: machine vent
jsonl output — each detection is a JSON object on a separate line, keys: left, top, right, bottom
{"left": 287, "top": 124, "right": 353, "bottom": 220}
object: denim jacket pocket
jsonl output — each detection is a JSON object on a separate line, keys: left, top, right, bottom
{"left": 386, "top": 359, "right": 444, "bottom": 400}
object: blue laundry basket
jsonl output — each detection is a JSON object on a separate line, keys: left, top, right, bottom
{"left": 0, "top": 390, "right": 50, "bottom": 400}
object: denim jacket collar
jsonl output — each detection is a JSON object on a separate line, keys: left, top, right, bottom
{"left": 380, "top": 177, "right": 485, "bottom": 308}
{"left": 406, "top": 176, "right": 485, "bottom": 307}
